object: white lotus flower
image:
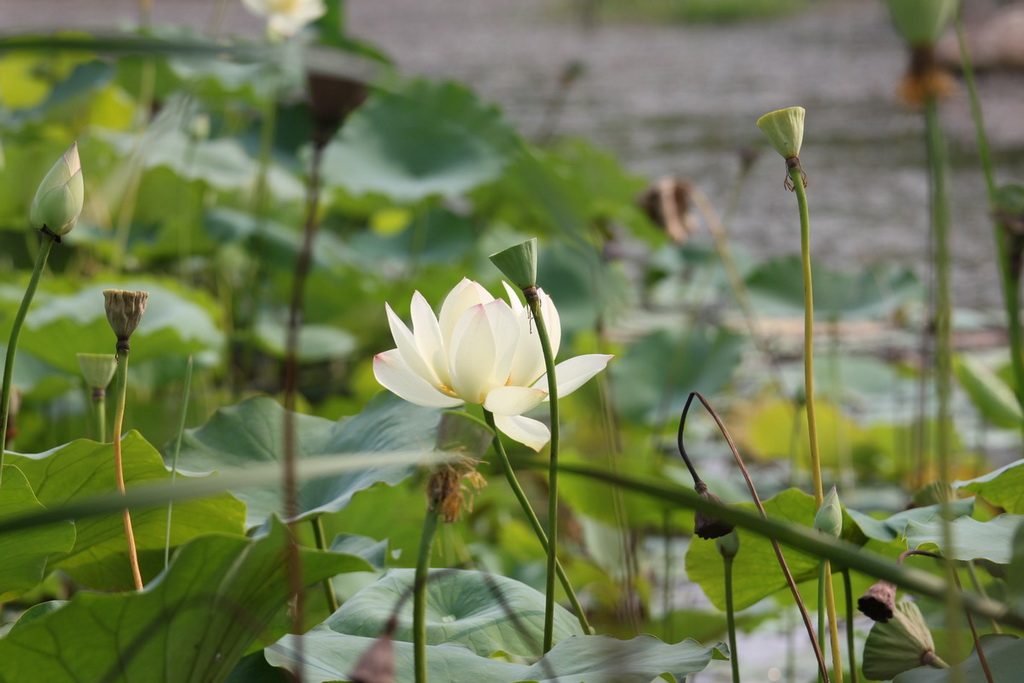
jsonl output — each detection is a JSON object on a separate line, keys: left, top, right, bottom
{"left": 373, "top": 278, "right": 612, "bottom": 451}
{"left": 242, "top": 0, "right": 326, "bottom": 38}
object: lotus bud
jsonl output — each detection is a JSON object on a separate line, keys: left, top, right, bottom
{"left": 103, "top": 290, "right": 149, "bottom": 353}
{"left": 716, "top": 530, "right": 739, "bottom": 560}
{"left": 885, "top": 0, "right": 957, "bottom": 48}
{"left": 862, "top": 601, "right": 948, "bottom": 680}
{"left": 30, "top": 142, "right": 84, "bottom": 241}
{"left": 489, "top": 238, "right": 538, "bottom": 291}
{"left": 813, "top": 485, "right": 842, "bottom": 539}
{"left": 756, "top": 107, "right": 805, "bottom": 161}
{"left": 858, "top": 579, "right": 897, "bottom": 622}
{"left": 77, "top": 353, "right": 117, "bottom": 391}
{"left": 694, "top": 482, "right": 735, "bottom": 540}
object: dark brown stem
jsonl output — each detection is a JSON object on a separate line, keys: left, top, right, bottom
{"left": 681, "top": 391, "right": 830, "bottom": 683}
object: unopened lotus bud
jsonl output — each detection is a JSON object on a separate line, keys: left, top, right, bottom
{"left": 716, "top": 530, "right": 739, "bottom": 559}
{"left": 885, "top": 0, "right": 957, "bottom": 48}
{"left": 858, "top": 579, "right": 897, "bottom": 622}
{"left": 756, "top": 107, "right": 805, "bottom": 161}
{"left": 489, "top": 238, "right": 538, "bottom": 291}
{"left": 30, "top": 142, "right": 84, "bottom": 241}
{"left": 862, "top": 601, "right": 947, "bottom": 680}
{"left": 694, "top": 483, "right": 735, "bottom": 540}
{"left": 103, "top": 290, "right": 149, "bottom": 353}
{"left": 77, "top": 353, "right": 117, "bottom": 391}
{"left": 814, "top": 485, "right": 842, "bottom": 539}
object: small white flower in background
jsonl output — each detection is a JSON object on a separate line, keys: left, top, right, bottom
{"left": 374, "top": 278, "right": 612, "bottom": 451}
{"left": 242, "top": 0, "right": 326, "bottom": 38}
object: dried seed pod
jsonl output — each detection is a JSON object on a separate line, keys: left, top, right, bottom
{"left": 694, "top": 484, "right": 735, "bottom": 540}
{"left": 102, "top": 290, "right": 149, "bottom": 353}
{"left": 858, "top": 579, "right": 898, "bottom": 623}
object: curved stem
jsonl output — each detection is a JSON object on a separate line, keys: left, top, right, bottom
{"left": 790, "top": 163, "right": 843, "bottom": 683}
{"left": 414, "top": 509, "right": 440, "bottom": 683}
{"left": 311, "top": 516, "right": 340, "bottom": 613}
{"left": 482, "top": 409, "right": 592, "bottom": 635}
{"left": 680, "top": 392, "right": 829, "bottom": 682}
{"left": 0, "top": 235, "right": 55, "bottom": 484}
{"left": 724, "top": 554, "right": 740, "bottom": 683}
{"left": 526, "top": 292, "right": 560, "bottom": 653}
{"left": 113, "top": 348, "right": 143, "bottom": 590}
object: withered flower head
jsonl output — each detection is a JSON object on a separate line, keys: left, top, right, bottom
{"left": 103, "top": 290, "right": 149, "bottom": 353}
{"left": 638, "top": 177, "right": 698, "bottom": 245}
{"left": 863, "top": 600, "right": 946, "bottom": 680}
{"left": 858, "top": 579, "right": 897, "bottom": 622}
{"left": 694, "top": 483, "right": 735, "bottom": 540}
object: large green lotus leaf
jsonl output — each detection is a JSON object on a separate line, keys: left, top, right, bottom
{"left": 611, "top": 327, "right": 746, "bottom": 424}
{"left": 321, "top": 79, "right": 520, "bottom": 201}
{"left": 0, "top": 465, "right": 75, "bottom": 602}
{"left": 895, "top": 635, "right": 1024, "bottom": 683}
{"left": 954, "top": 354, "right": 1024, "bottom": 430}
{"left": 328, "top": 568, "right": 584, "bottom": 657}
{"left": 845, "top": 497, "right": 974, "bottom": 543}
{"left": 686, "top": 488, "right": 864, "bottom": 610}
{"left": 269, "top": 626, "right": 724, "bottom": 683}
{"left": 905, "top": 514, "right": 1024, "bottom": 564}
{"left": 0, "top": 277, "right": 223, "bottom": 375}
{"left": 250, "top": 318, "right": 356, "bottom": 363}
{"left": 744, "top": 257, "right": 921, "bottom": 319}
{"left": 955, "top": 460, "right": 1024, "bottom": 513}
{"left": 0, "top": 518, "right": 369, "bottom": 683}
{"left": 173, "top": 393, "right": 440, "bottom": 528}
{"left": 7, "top": 432, "right": 245, "bottom": 590}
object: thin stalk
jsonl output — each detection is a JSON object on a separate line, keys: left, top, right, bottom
{"left": 164, "top": 355, "right": 193, "bottom": 569}
{"left": 0, "top": 234, "right": 55, "bottom": 484}
{"left": 951, "top": 564, "right": 994, "bottom": 683}
{"left": 680, "top": 392, "right": 830, "bottom": 682}
{"left": 790, "top": 163, "right": 843, "bottom": 683}
{"left": 662, "top": 509, "right": 672, "bottom": 642}
{"left": 843, "top": 568, "right": 858, "bottom": 683}
{"left": 965, "top": 562, "right": 1001, "bottom": 634}
{"left": 526, "top": 290, "right": 560, "bottom": 654}
{"left": 924, "top": 93, "right": 959, "bottom": 671}
{"left": 956, "top": 16, "right": 1024, "bottom": 425}
{"left": 482, "top": 409, "right": 592, "bottom": 635}
{"left": 112, "top": 349, "right": 144, "bottom": 590}
{"left": 723, "top": 554, "right": 740, "bottom": 683}
{"left": 414, "top": 509, "right": 440, "bottom": 683}
{"left": 818, "top": 560, "right": 827, "bottom": 683}
{"left": 311, "top": 516, "right": 340, "bottom": 613}
{"left": 91, "top": 388, "right": 107, "bottom": 442}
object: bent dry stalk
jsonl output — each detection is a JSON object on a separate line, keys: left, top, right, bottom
{"left": 103, "top": 289, "right": 149, "bottom": 591}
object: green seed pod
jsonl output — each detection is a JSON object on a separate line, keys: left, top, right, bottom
{"left": 716, "top": 530, "right": 739, "bottom": 559}
{"left": 77, "top": 353, "right": 117, "bottom": 390}
{"left": 886, "top": 0, "right": 958, "bottom": 48}
{"left": 30, "top": 142, "right": 84, "bottom": 239}
{"left": 756, "top": 107, "right": 805, "bottom": 160}
{"left": 489, "top": 238, "right": 538, "bottom": 290}
{"left": 103, "top": 290, "right": 149, "bottom": 352}
{"left": 814, "top": 485, "right": 842, "bottom": 539}
{"left": 862, "top": 601, "right": 946, "bottom": 680}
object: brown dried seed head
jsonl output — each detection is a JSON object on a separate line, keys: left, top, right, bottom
{"left": 103, "top": 290, "right": 149, "bottom": 349}
{"left": 694, "top": 489, "right": 735, "bottom": 540}
{"left": 858, "top": 579, "right": 897, "bottom": 622}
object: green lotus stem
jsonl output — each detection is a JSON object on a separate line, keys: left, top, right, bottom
{"left": 113, "top": 348, "right": 144, "bottom": 591}
{"left": 724, "top": 554, "right": 740, "bottom": 683}
{"left": 311, "top": 515, "right": 340, "bottom": 613}
{"left": 0, "top": 234, "right": 55, "bottom": 485}
{"left": 91, "top": 389, "right": 107, "bottom": 443}
{"left": 956, "top": 16, "right": 1024, "bottom": 426}
{"left": 965, "top": 561, "right": 1001, "bottom": 634}
{"left": 555, "top": 463, "right": 1024, "bottom": 631}
{"left": 482, "top": 409, "right": 592, "bottom": 636}
{"left": 164, "top": 355, "right": 193, "bottom": 569}
{"left": 790, "top": 164, "right": 843, "bottom": 683}
{"left": 526, "top": 290, "right": 560, "bottom": 653}
{"left": 843, "top": 568, "right": 857, "bottom": 683}
{"left": 414, "top": 508, "right": 440, "bottom": 683}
